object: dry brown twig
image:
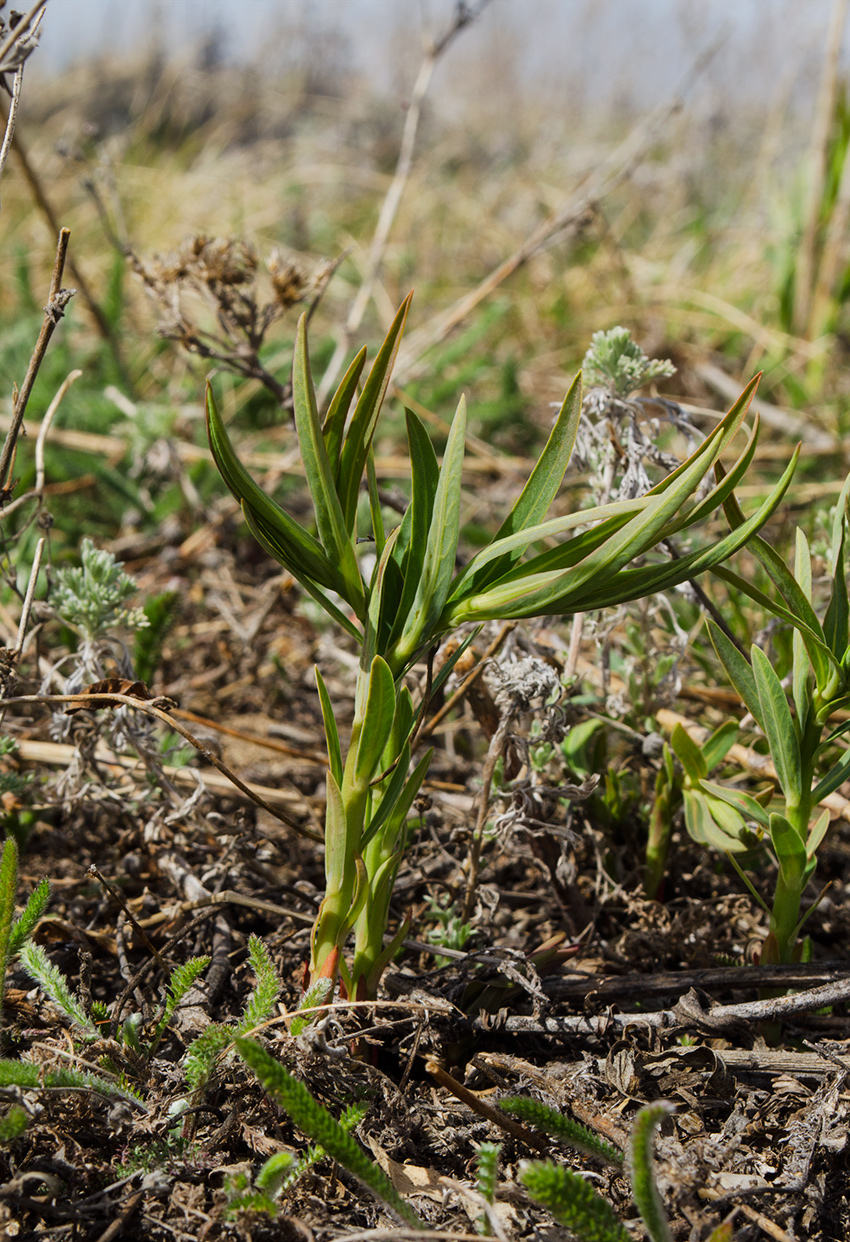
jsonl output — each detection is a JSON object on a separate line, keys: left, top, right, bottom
{"left": 0, "top": 690, "right": 324, "bottom": 841}
{"left": 0, "top": 227, "right": 76, "bottom": 493}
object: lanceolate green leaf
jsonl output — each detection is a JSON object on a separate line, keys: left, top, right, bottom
{"left": 445, "top": 497, "right": 648, "bottom": 603}
{"left": 769, "top": 812, "right": 807, "bottom": 887}
{"left": 500, "top": 393, "right": 738, "bottom": 607}
{"left": 792, "top": 528, "right": 813, "bottom": 730}
{"left": 352, "top": 657, "right": 396, "bottom": 786}
{"left": 447, "top": 408, "right": 762, "bottom": 608}
{"left": 670, "top": 724, "right": 707, "bottom": 782}
{"left": 389, "top": 409, "right": 440, "bottom": 651}
{"left": 711, "top": 564, "right": 837, "bottom": 682}
{"left": 394, "top": 394, "right": 467, "bottom": 664}
{"left": 316, "top": 668, "right": 343, "bottom": 788}
{"left": 242, "top": 504, "right": 362, "bottom": 641}
{"left": 292, "top": 314, "right": 365, "bottom": 618}
{"left": 699, "top": 778, "right": 771, "bottom": 830}
{"left": 322, "top": 771, "right": 350, "bottom": 900}
{"left": 720, "top": 482, "right": 832, "bottom": 689}
{"left": 751, "top": 647, "right": 802, "bottom": 806}
{"left": 824, "top": 521, "right": 849, "bottom": 661}
{"left": 548, "top": 445, "right": 799, "bottom": 614}
{"left": 707, "top": 622, "right": 761, "bottom": 724}
{"left": 323, "top": 345, "right": 367, "bottom": 481}
{"left": 812, "top": 744, "right": 850, "bottom": 803}
{"left": 361, "top": 745, "right": 433, "bottom": 852}
{"left": 206, "top": 383, "right": 335, "bottom": 589}
{"left": 363, "top": 527, "right": 401, "bottom": 671}
{"left": 447, "top": 448, "right": 797, "bottom": 622}
{"left": 453, "top": 372, "right": 583, "bottom": 598}
{"left": 337, "top": 294, "right": 412, "bottom": 534}
{"left": 701, "top": 720, "right": 739, "bottom": 770}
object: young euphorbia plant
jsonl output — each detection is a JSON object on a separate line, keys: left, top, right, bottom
{"left": 705, "top": 472, "right": 850, "bottom": 963}
{"left": 206, "top": 295, "right": 797, "bottom": 1006}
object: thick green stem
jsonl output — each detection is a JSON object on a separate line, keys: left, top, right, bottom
{"left": 767, "top": 721, "right": 818, "bottom": 963}
{"left": 309, "top": 671, "right": 373, "bottom": 984}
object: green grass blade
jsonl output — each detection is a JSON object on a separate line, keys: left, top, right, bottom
{"left": 337, "top": 295, "right": 412, "bottom": 533}
{"left": 751, "top": 646, "right": 802, "bottom": 805}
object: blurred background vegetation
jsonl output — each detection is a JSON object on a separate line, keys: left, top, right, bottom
{"left": 3, "top": 0, "right": 850, "bottom": 565}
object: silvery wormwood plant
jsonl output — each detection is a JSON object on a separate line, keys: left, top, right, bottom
{"left": 206, "top": 294, "right": 797, "bottom": 1010}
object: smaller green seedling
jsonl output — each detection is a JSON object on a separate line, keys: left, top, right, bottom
{"left": 645, "top": 720, "right": 760, "bottom": 900}
{"left": 706, "top": 470, "right": 850, "bottom": 961}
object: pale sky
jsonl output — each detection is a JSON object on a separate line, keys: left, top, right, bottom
{"left": 31, "top": 0, "right": 845, "bottom": 122}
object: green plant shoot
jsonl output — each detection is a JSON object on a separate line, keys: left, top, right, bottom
{"left": 206, "top": 297, "right": 796, "bottom": 1004}
{"left": 705, "top": 470, "right": 850, "bottom": 962}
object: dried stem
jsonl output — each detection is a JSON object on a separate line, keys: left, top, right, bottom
{"left": 0, "top": 0, "right": 47, "bottom": 70}
{"left": 0, "top": 228, "right": 75, "bottom": 494}
{"left": 0, "top": 536, "right": 45, "bottom": 720}
{"left": 462, "top": 713, "right": 511, "bottom": 923}
{"left": 0, "top": 691, "right": 323, "bottom": 842}
{"left": 0, "top": 62, "right": 23, "bottom": 193}
{"left": 420, "top": 622, "right": 516, "bottom": 740}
